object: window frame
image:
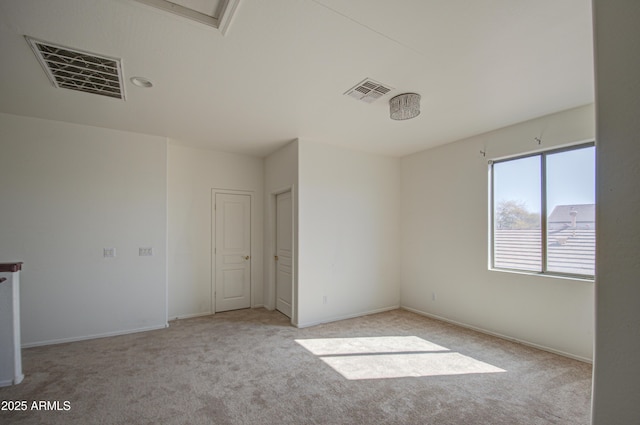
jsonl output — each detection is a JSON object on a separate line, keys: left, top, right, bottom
{"left": 489, "top": 142, "right": 596, "bottom": 280}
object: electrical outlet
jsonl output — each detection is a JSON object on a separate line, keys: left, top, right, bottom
{"left": 431, "top": 292, "right": 437, "bottom": 301}
{"left": 103, "top": 248, "right": 116, "bottom": 258}
{"left": 323, "top": 295, "right": 328, "bottom": 305}
{"left": 139, "top": 247, "right": 153, "bottom": 256}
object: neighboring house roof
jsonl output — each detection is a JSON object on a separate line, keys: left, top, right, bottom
{"left": 548, "top": 204, "right": 595, "bottom": 223}
{"left": 494, "top": 228, "right": 595, "bottom": 276}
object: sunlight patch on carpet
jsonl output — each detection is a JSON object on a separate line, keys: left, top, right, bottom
{"left": 296, "top": 336, "right": 505, "bottom": 380}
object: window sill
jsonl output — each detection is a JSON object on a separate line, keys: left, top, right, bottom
{"left": 489, "top": 267, "right": 595, "bottom": 283}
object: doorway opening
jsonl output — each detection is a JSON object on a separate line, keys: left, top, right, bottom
{"left": 269, "top": 187, "right": 295, "bottom": 324}
{"left": 275, "top": 190, "right": 293, "bottom": 318}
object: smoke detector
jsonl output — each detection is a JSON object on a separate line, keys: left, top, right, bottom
{"left": 26, "top": 37, "right": 125, "bottom": 100}
{"left": 344, "top": 78, "right": 394, "bottom": 104}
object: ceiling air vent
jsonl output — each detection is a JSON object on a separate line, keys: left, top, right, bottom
{"left": 344, "top": 78, "right": 394, "bottom": 104}
{"left": 26, "top": 37, "right": 125, "bottom": 100}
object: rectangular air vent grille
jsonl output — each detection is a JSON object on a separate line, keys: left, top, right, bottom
{"left": 344, "top": 78, "right": 394, "bottom": 103}
{"left": 26, "top": 37, "right": 125, "bottom": 100}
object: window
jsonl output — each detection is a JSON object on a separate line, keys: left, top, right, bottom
{"left": 490, "top": 143, "right": 595, "bottom": 278}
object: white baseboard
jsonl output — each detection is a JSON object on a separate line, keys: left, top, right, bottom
{"left": 21, "top": 323, "right": 169, "bottom": 349}
{"left": 296, "top": 305, "right": 400, "bottom": 329}
{"left": 401, "top": 306, "right": 592, "bottom": 364}
{"left": 0, "top": 374, "right": 23, "bottom": 387}
{"left": 168, "top": 311, "right": 213, "bottom": 321}
{"left": 169, "top": 305, "right": 266, "bottom": 322}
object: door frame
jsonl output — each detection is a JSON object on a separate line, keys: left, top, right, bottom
{"left": 211, "top": 188, "right": 255, "bottom": 313}
{"left": 267, "top": 186, "right": 296, "bottom": 325}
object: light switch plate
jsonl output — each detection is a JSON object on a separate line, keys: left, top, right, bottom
{"left": 103, "top": 248, "right": 116, "bottom": 258}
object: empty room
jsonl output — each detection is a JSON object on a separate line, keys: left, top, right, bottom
{"left": 0, "top": 1, "right": 638, "bottom": 424}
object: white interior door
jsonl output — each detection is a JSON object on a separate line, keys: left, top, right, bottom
{"left": 215, "top": 193, "right": 251, "bottom": 312}
{"left": 275, "top": 191, "right": 293, "bottom": 318}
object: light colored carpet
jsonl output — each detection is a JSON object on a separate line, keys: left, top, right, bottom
{"left": 0, "top": 308, "right": 592, "bottom": 424}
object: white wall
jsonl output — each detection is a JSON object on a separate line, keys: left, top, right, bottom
{"left": 264, "top": 140, "right": 299, "bottom": 323}
{"left": 401, "top": 104, "right": 595, "bottom": 361}
{"left": 591, "top": 1, "right": 640, "bottom": 422}
{"left": 167, "top": 143, "right": 264, "bottom": 319}
{"left": 297, "top": 140, "right": 400, "bottom": 327}
{"left": 0, "top": 113, "right": 167, "bottom": 346}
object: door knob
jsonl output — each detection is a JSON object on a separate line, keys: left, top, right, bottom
{"left": 244, "top": 255, "right": 250, "bottom": 260}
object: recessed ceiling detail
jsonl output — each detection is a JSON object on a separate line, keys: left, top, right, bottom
{"left": 344, "top": 78, "right": 394, "bottom": 104}
{"left": 26, "top": 37, "right": 125, "bottom": 100}
{"left": 133, "top": 0, "right": 241, "bottom": 35}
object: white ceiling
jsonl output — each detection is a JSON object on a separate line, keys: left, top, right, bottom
{"left": 0, "top": 0, "right": 594, "bottom": 157}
